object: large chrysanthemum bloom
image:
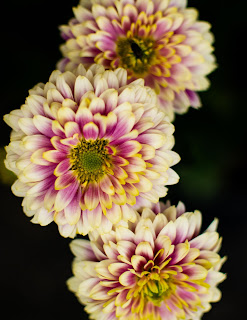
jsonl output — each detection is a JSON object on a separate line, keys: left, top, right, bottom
{"left": 67, "top": 201, "right": 226, "bottom": 320}
{"left": 4, "top": 64, "right": 180, "bottom": 238}
{"left": 58, "top": 0, "right": 216, "bottom": 120}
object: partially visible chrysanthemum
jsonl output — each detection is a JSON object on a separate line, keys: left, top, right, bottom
{"left": 4, "top": 64, "right": 180, "bottom": 238}
{"left": 58, "top": 0, "right": 216, "bottom": 120}
{"left": 67, "top": 201, "right": 226, "bottom": 320}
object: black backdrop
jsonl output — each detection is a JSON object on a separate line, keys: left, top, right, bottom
{"left": 1, "top": 0, "right": 246, "bottom": 319}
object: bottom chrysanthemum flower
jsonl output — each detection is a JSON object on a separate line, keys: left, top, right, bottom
{"left": 67, "top": 201, "right": 226, "bottom": 320}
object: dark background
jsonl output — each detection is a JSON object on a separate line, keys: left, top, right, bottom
{"left": 0, "top": 0, "right": 246, "bottom": 319}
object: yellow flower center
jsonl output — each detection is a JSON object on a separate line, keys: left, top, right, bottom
{"left": 116, "top": 37, "right": 156, "bottom": 76}
{"left": 69, "top": 138, "right": 111, "bottom": 184}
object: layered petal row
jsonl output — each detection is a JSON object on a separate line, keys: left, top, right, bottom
{"left": 58, "top": 0, "right": 216, "bottom": 120}
{"left": 68, "top": 201, "right": 226, "bottom": 320}
{"left": 4, "top": 64, "right": 180, "bottom": 237}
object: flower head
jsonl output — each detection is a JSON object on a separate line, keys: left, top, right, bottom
{"left": 4, "top": 64, "right": 179, "bottom": 237}
{"left": 67, "top": 201, "right": 226, "bottom": 320}
{"left": 58, "top": 0, "right": 216, "bottom": 120}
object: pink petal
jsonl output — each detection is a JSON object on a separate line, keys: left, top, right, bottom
{"left": 27, "top": 177, "right": 55, "bottom": 196}
{"left": 119, "top": 271, "right": 136, "bottom": 287}
{"left": 75, "top": 106, "right": 93, "bottom": 129}
{"left": 23, "top": 163, "right": 55, "bottom": 181}
{"left": 117, "top": 140, "right": 142, "bottom": 157}
{"left": 83, "top": 122, "right": 99, "bottom": 140}
{"left": 137, "top": 132, "right": 165, "bottom": 149}
{"left": 182, "top": 264, "right": 208, "bottom": 280}
{"left": 131, "top": 255, "right": 147, "bottom": 272}
{"left": 55, "top": 172, "right": 76, "bottom": 190}
{"left": 54, "top": 181, "right": 79, "bottom": 211}
{"left": 43, "top": 150, "right": 66, "bottom": 163}
{"left": 54, "top": 158, "right": 71, "bottom": 176}
{"left": 50, "top": 136, "right": 70, "bottom": 152}
{"left": 52, "top": 120, "right": 66, "bottom": 138}
{"left": 108, "top": 262, "right": 129, "bottom": 277}
{"left": 33, "top": 115, "right": 53, "bottom": 137}
{"left": 135, "top": 242, "right": 154, "bottom": 260}
{"left": 111, "top": 111, "right": 135, "bottom": 141}
{"left": 174, "top": 216, "right": 189, "bottom": 244}
{"left": 99, "top": 88, "right": 118, "bottom": 114}
{"left": 169, "top": 242, "right": 190, "bottom": 265}
{"left": 154, "top": 17, "right": 172, "bottom": 39}
{"left": 84, "top": 182, "right": 100, "bottom": 210}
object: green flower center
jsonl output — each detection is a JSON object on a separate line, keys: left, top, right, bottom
{"left": 135, "top": 271, "right": 172, "bottom": 308}
{"left": 144, "top": 279, "right": 170, "bottom": 306}
{"left": 69, "top": 138, "right": 110, "bottom": 184}
{"left": 116, "top": 37, "right": 155, "bottom": 75}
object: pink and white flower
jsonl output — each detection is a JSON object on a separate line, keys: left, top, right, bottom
{"left": 58, "top": 0, "right": 216, "bottom": 120}
{"left": 67, "top": 201, "right": 226, "bottom": 320}
{"left": 4, "top": 64, "right": 179, "bottom": 237}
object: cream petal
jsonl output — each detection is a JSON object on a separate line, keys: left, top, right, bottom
{"left": 74, "top": 76, "right": 94, "bottom": 103}
{"left": 56, "top": 74, "right": 74, "bottom": 99}
{"left": 36, "top": 207, "right": 54, "bottom": 226}
{"left": 159, "top": 221, "right": 176, "bottom": 243}
{"left": 99, "top": 88, "right": 118, "bottom": 113}
{"left": 64, "top": 121, "right": 80, "bottom": 137}
{"left": 22, "top": 134, "right": 51, "bottom": 151}
{"left": 64, "top": 195, "right": 82, "bottom": 225}
{"left": 174, "top": 216, "right": 189, "bottom": 244}
{"left": 18, "top": 118, "right": 39, "bottom": 135}
{"left": 117, "top": 240, "right": 136, "bottom": 259}
{"left": 182, "top": 264, "right": 208, "bottom": 280}
{"left": 100, "top": 176, "right": 115, "bottom": 195}
{"left": 190, "top": 232, "right": 219, "bottom": 250}
{"left": 95, "top": 260, "right": 116, "bottom": 280}
{"left": 70, "top": 239, "right": 96, "bottom": 260}
{"left": 105, "top": 204, "right": 122, "bottom": 224}
{"left": 108, "top": 262, "right": 129, "bottom": 277}
{"left": 90, "top": 282, "right": 109, "bottom": 300}
{"left": 57, "top": 106, "right": 75, "bottom": 126}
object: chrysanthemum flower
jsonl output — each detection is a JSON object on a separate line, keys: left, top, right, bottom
{"left": 58, "top": 0, "right": 216, "bottom": 120}
{"left": 67, "top": 201, "right": 226, "bottom": 320}
{"left": 4, "top": 64, "right": 179, "bottom": 237}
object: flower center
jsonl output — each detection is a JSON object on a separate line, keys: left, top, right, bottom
{"left": 69, "top": 138, "right": 111, "bottom": 184}
{"left": 138, "top": 272, "right": 170, "bottom": 306}
{"left": 116, "top": 37, "right": 155, "bottom": 75}
{"left": 145, "top": 279, "right": 170, "bottom": 305}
